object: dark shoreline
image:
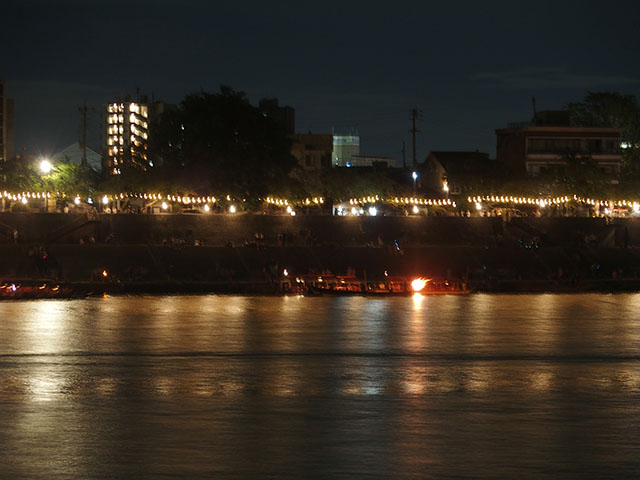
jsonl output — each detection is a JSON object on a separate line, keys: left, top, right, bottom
{"left": 15, "top": 278, "right": 640, "bottom": 298}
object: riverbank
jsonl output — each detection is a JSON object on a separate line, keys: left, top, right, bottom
{"left": 2, "top": 244, "right": 640, "bottom": 295}
{"left": 2, "top": 213, "right": 640, "bottom": 294}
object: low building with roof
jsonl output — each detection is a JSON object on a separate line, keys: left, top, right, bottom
{"left": 422, "top": 151, "right": 496, "bottom": 194}
{"left": 52, "top": 142, "right": 103, "bottom": 172}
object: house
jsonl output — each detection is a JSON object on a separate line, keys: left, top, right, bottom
{"left": 290, "top": 133, "right": 333, "bottom": 170}
{"left": 421, "top": 151, "right": 495, "bottom": 194}
{"left": 496, "top": 111, "right": 622, "bottom": 177}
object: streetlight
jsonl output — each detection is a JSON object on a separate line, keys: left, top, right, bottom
{"left": 412, "top": 171, "right": 418, "bottom": 194}
{"left": 39, "top": 159, "right": 52, "bottom": 174}
{"left": 39, "top": 159, "right": 53, "bottom": 212}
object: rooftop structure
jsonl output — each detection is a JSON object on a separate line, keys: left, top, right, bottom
{"left": 332, "top": 135, "right": 360, "bottom": 167}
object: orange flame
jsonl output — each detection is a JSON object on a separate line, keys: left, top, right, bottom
{"left": 411, "top": 277, "right": 431, "bottom": 292}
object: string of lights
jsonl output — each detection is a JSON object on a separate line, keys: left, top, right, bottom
{"left": 3, "top": 190, "right": 639, "bottom": 213}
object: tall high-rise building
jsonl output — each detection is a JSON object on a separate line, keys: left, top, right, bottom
{"left": 0, "top": 78, "right": 15, "bottom": 162}
{"left": 105, "top": 101, "right": 150, "bottom": 175}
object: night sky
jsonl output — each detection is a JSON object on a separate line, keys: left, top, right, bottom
{"left": 4, "top": 0, "right": 640, "bottom": 164}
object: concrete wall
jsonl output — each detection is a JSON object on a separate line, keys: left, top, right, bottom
{"left": 0, "top": 213, "right": 501, "bottom": 246}
{"left": 1, "top": 212, "right": 640, "bottom": 250}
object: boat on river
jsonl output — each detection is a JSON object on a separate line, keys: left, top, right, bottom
{"left": 287, "top": 274, "right": 471, "bottom": 296}
{"left": 0, "top": 279, "right": 87, "bottom": 300}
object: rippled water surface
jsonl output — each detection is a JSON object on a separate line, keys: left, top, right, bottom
{"left": 1, "top": 294, "right": 640, "bottom": 479}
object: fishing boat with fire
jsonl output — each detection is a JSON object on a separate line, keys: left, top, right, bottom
{"left": 284, "top": 274, "right": 471, "bottom": 296}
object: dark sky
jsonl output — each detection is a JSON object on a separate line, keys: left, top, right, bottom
{"left": 4, "top": 0, "right": 640, "bottom": 164}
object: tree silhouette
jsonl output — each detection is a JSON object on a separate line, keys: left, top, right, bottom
{"left": 566, "top": 92, "right": 640, "bottom": 175}
{"left": 151, "top": 86, "right": 296, "bottom": 197}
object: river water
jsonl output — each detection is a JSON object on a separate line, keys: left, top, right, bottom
{"left": 1, "top": 294, "right": 639, "bottom": 479}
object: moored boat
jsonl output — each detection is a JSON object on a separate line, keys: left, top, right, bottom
{"left": 0, "top": 280, "right": 87, "bottom": 300}
{"left": 292, "top": 274, "right": 471, "bottom": 296}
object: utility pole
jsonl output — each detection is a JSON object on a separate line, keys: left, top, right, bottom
{"left": 79, "top": 103, "right": 88, "bottom": 168}
{"left": 402, "top": 141, "right": 406, "bottom": 169}
{"left": 410, "top": 108, "right": 421, "bottom": 169}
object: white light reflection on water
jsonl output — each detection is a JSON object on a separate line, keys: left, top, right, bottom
{"left": 23, "top": 301, "right": 69, "bottom": 353}
{"left": 18, "top": 302, "right": 70, "bottom": 402}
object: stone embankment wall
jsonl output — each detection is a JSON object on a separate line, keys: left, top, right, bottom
{"left": 2, "top": 212, "right": 639, "bottom": 247}
{"left": 1, "top": 213, "right": 640, "bottom": 290}
{"left": 1, "top": 213, "right": 501, "bottom": 246}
